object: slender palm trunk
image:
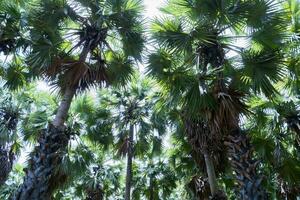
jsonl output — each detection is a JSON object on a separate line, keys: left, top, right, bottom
{"left": 125, "top": 124, "right": 134, "bottom": 200}
{"left": 149, "top": 176, "right": 154, "bottom": 200}
{"left": 202, "top": 149, "right": 218, "bottom": 196}
{"left": 13, "top": 44, "right": 89, "bottom": 200}
{"left": 184, "top": 118, "right": 225, "bottom": 198}
{"left": 53, "top": 87, "right": 76, "bottom": 128}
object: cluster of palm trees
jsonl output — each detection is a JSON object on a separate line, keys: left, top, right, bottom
{"left": 0, "top": 0, "right": 299, "bottom": 199}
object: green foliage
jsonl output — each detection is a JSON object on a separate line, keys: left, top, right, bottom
{"left": 1, "top": 0, "right": 300, "bottom": 199}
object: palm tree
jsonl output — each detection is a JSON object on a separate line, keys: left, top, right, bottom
{"left": 52, "top": 145, "right": 123, "bottom": 200}
{"left": 167, "top": 110, "right": 230, "bottom": 199}
{"left": 0, "top": 0, "right": 26, "bottom": 55}
{"left": 47, "top": 95, "right": 123, "bottom": 200}
{"left": 0, "top": 83, "right": 56, "bottom": 194}
{"left": 91, "top": 74, "right": 166, "bottom": 200}
{"left": 147, "top": 0, "right": 288, "bottom": 198}
{"left": 132, "top": 159, "right": 177, "bottom": 200}
{"left": 0, "top": 0, "right": 145, "bottom": 199}
{"left": 247, "top": 97, "right": 300, "bottom": 198}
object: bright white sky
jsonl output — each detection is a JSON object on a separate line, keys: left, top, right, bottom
{"left": 144, "top": 0, "right": 164, "bottom": 18}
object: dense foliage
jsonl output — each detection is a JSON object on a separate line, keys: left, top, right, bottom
{"left": 0, "top": 0, "right": 299, "bottom": 199}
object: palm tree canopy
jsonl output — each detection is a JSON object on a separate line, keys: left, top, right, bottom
{"left": 1, "top": 0, "right": 145, "bottom": 93}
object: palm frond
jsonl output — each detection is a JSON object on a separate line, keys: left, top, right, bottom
{"left": 106, "top": 52, "right": 134, "bottom": 87}
{"left": 151, "top": 17, "right": 193, "bottom": 53}
{"left": 240, "top": 49, "right": 285, "bottom": 97}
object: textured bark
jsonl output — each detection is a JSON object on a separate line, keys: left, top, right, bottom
{"left": 184, "top": 117, "right": 226, "bottom": 199}
{"left": 277, "top": 178, "right": 300, "bottom": 200}
{"left": 85, "top": 185, "right": 104, "bottom": 200}
{"left": 0, "top": 147, "right": 13, "bottom": 186}
{"left": 12, "top": 41, "right": 90, "bottom": 199}
{"left": 0, "top": 106, "right": 18, "bottom": 186}
{"left": 225, "top": 130, "right": 268, "bottom": 200}
{"left": 125, "top": 124, "right": 134, "bottom": 200}
{"left": 13, "top": 86, "right": 76, "bottom": 199}
{"left": 188, "top": 176, "right": 210, "bottom": 200}
{"left": 12, "top": 125, "right": 69, "bottom": 200}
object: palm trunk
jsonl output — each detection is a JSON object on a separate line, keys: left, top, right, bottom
{"left": 125, "top": 124, "right": 134, "bottom": 200}
{"left": 149, "top": 176, "right": 154, "bottom": 200}
{"left": 13, "top": 44, "right": 89, "bottom": 199}
{"left": 202, "top": 149, "right": 218, "bottom": 196}
{"left": 184, "top": 118, "right": 226, "bottom": 199}
{"left": 53, "top": 87, "right": 76, "bottom": 128}
{"left": 0, "top": 147, "right": 13, "bottom": 186}
{"left": 0, "top": 109, "right": 18, "bottom": 186}
{"left": 225, "top": 129, "right": 268, "bottom": 200}
{"left": 12, "top": 88, "right": 75, "bottom": 200}
{"left": 85, "top": 185, "right": 104, "bottom": 200}
{"left": 188, "top": 176, "right": 210, "bottom": 200}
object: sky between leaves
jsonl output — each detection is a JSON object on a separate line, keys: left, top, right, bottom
{"left": 35, "top": 0, "right": 164, "bottom": 91}
{"left": 19, "top": 0, "right": 166, "bottom": 164}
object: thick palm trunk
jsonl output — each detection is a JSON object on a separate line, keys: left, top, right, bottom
{"left": 125, "top": 124, "right": 134, "bottom": 200}
{"left": 13, "top": 42, "right": 89, "bottom": 199}
{"left": 225, "top": 129, "right": 268, "bottom": 200}
{"left": 212, "top": 64, "right": 267, "bottom": 198}
{"left": 13, "top": 87, "right": 75, "bottom": 200}
{"left": 13, "top": 124, "right": 69, "bottom": 200}
{"left": 0, "top": 147, "right": 13, "bottom": 186}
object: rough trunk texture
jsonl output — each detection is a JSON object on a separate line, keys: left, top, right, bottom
{"left": 225, "top": 130, "right": 268, "bottom": 200}
{"left": 188, "top": 176, "right": 210, "bottom": 200}
{"left": 0, "top": 106, "right": 18, "bottom": 186}
{"left": 85, "top": 185, "right": 104, "bottom": 200}
{"left": 12, "top": 124, "right": 69, "bottom": 200}
{"left": 277, "top": 178, "right": 300, "bottom": 200}
{"left": 184, "top": 117, "right": 226, "bottom": 199}
{"left": 13, "top": 87, "right": 76, "bottom": 199}
{"left": 0, "top": 147, "right": 13, "bottom": 186}
{"left": 125, "top": 124, "right": 134, "bottom": 200}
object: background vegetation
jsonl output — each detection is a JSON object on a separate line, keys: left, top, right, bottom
{"left": 0, "top": 0, "right": 299, "bottom": 199}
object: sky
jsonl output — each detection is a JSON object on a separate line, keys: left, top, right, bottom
{"left": 144, "top": 0, "right": 164, "bottom": 18}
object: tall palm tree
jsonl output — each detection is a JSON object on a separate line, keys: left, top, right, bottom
{"left": 107, "top": 75, "right": 166, "bottom": 200}
{"left": 166, "top": 108, "right": 229, "bottom": 199}
{"left": 47, "top": 95, "right": 122, "bottom": 200}
{"left": 147, "top": 0, "right": 288, "bottom": 198}
{"left": 0, "top": 0, "right": 145, "bottom": 199}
